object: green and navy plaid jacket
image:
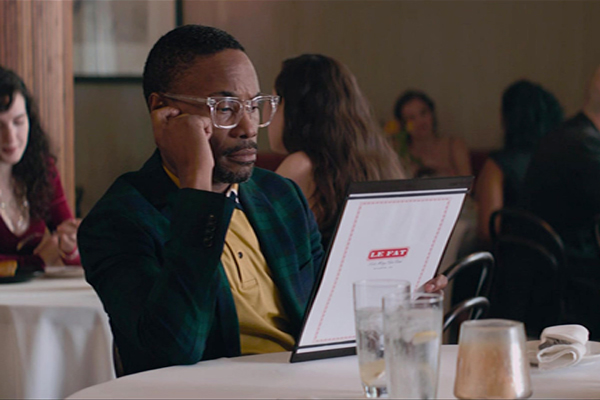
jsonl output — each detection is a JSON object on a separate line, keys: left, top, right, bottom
{"left": 79, "top": 150, "right": 324, "bottom": 375}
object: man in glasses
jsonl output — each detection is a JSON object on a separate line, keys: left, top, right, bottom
{"left": 78, "top": 24, "right": 324, "bottom": 376}
{"left": 79, "top": 24, "right": 446, "bottom": 376}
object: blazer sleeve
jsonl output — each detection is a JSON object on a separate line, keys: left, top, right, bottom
{"left": 78, "top": 185, "right": 235, "bottom": 370}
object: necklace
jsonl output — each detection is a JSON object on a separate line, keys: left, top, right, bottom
{"left": 0, "top": 188, "right": 30, "bottom": 233}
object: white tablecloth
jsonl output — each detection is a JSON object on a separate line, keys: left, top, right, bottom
{"left": 0, "top": 270, "right": 114, "bottom": 399}
{"left": 68, "top": 345, "right": 600, "bottom": 399}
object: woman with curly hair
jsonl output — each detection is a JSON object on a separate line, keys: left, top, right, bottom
{"left": 475, "top": 79, "right": 564, "bottom": 243}
{"left": 268, "top": 54, "right": 405, "bottom": 249}
{"left": 0, "top": 66, "right": 80, "bottom": 277}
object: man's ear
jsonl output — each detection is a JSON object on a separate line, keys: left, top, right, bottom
{"left": 148, "top": 93, "right": 164, "bottom": 111}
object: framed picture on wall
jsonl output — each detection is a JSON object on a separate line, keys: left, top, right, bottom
{"left": 73, "top": 0, "right": 181, "bottom": 81}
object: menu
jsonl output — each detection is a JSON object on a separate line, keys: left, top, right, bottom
{"left": 291, "top": 177, "right": 472, "bottom": 362}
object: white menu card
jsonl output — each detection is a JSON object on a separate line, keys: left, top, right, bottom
{"left": 290, "top": 177, "right": 472, "bottom": 362}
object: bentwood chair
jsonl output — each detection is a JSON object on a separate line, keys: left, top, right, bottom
{"left": 488, "top": 208, "right": 566, "bottom": 338}
{"left": 443, "top": 296, "right": 490, "bottom": 332}
{"left": 441, "top": 251, "right": 494, "bottom": 342}
{"left": 443, "top": 251, "right": 495, "bottom": 301}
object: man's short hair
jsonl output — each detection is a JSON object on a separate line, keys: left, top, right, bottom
{"left": 142, "top": 24, "right": 245, "bottom": 106}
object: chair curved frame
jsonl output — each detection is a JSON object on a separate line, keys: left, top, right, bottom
{"left": 488, "top": 208, "right": 566, "bottom": 336}
{"left": 442, "top": 251, "right": 494, "bottom": 299}
{"left": 489, "top": 208, "right": 566, "bottom": 267}
{"left": 443, "top": 296, "right": 490, "bottom": 332}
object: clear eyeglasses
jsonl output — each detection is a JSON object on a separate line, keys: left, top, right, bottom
{"left": 161, "top": 93, "right": 280, "bottom": 129}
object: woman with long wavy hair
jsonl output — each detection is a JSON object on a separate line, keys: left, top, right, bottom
{"left": 0, "top": 66, "right": 80, "bottom": 277}
{"left": 475, "top": 79, "right": 564, "bottom": 244}
{"left": 268, "top": 54, "right": 405, "bottom": 248}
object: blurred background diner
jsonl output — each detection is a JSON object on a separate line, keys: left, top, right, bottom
{"left": 475, "top": 79, "right": 564, "bottom": 247}
{"left": 1, "top": 0, "right": 600, "bottom": 398}
{"left": 0, "top": 67, "right": 81, "bottom": 275}
{"left": 269, "top": 53, "right": 404, "bottom": 248}
{"left": 386, "top": 89, "right": 472, "bottom": 179}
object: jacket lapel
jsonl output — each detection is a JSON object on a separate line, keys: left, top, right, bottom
{"left": 131, "top": 150, "right": 241, "bottom": 355}
{"left": 129, "top": 150, "right": 178, "bottom": 219}
{"left": 238, "top": 178, "right": 304, "bottom": 326}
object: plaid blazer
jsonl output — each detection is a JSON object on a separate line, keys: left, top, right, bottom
{"left": 79, "top": 150, "right": 324, "bottom": 375}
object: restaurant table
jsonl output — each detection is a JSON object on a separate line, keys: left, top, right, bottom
{"left": 68, "top": 345, "right": 600, "bottom": 399}
{"left": 0, "top": 268, "right": 115, "bottom": 399}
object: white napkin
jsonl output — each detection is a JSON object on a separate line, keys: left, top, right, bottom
{"left": 537, "top": 325, "right": 589, "bottom": 370}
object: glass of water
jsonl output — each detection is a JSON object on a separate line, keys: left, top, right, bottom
{"left": 383, "top": 292, "right": 443, "bottom": 399}
{"left": 353, "top": 279, "right": 411, "bottom": 398}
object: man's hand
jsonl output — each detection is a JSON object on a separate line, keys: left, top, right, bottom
{"left": 152, "top": 106, "right": 214, "bottom": 190}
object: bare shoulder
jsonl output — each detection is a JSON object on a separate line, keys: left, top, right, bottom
{"left": 448, "top": 136, "right": 468, "bottom": 150}
{"left": 276, "top": 151, "right": 313, "bottom": 177}
{"left": 475, "top": 158, "right": 504, "bottom": 198}
{"left": 275, "top": 152, "right": 316, "bottom": 198}
{"left": 479, "top": 158, "right": 503, "bottom": 179}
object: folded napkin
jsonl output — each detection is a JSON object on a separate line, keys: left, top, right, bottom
{"left": 537, "top": 325, "right": 589, "bottom": 370}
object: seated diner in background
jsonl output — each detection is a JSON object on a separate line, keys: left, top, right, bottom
{"left": 521, "top": 65, "right": 600, "bottom": 339}
{"left": 475, "top": 79, "right": 563, "bottom": 245}
{"left": 386, "top": 90, "right": 472, "bottom": 178}
{"left": 78, "top": 25, "right": 448, "bottom": 376}
{"left": 0, "top": 66, "right": 80, "bottom": 278}
{"left": 268, "top": 53, "right": 405, "bottom": 248}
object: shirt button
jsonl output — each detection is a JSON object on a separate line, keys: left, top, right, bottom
{"left": 238, "top": 252, "right": 243, "bottom": 259}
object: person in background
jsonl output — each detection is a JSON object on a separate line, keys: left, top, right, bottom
{"left": 475, "top": 80, "right": 563, "bottom": 244}
{"left": 390, "top": 90, "right": 472, "bottom": 178}
{"left": 268, "top": 54, "right": 405, "bottom": 248}
{"left": 521, "top": 65, "right": 600, "bottom": 339}
{"left": 0, "top": 66, "right": 80, "bottom": 277}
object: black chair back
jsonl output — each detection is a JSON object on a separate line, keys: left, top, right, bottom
{"left": 442, "top": 251, "right": 494, "bottom": 343}
{"left": 443, "top": 251, "right": 494, "bottom": 300}
{"left": 488, "top": 208, "right": 566, "bottom": 338}
{"left": 443, "top": 296, "right": 490, "bottom": 332}
{"left": 490, "top": 208, "right": 566, "bottom": 268}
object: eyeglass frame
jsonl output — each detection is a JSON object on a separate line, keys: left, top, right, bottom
{"left": 160, "top": 92, "right": 280, "bottom": 129}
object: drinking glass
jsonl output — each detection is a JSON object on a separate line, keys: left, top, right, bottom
{"left": 383, "top": 292, "right": 444, "bottom": 399}
{"left": 454, "top": 319, "right": 532, "bottom": 399}
{"left": 353, "top": 279, "right": 411, "bottom": 398}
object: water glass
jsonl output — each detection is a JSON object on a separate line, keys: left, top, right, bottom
{"left": 454, "top": 319, "right": 532, "bottom": 399}
{"left": 353, "top": 279, "right": 411, "bottom": 398}
{"left": 383, "top": 292, "right": 443, "bottom": 399}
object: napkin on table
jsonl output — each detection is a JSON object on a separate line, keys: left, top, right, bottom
{"left": 536, "top": 324, "right": 589, "bottom": 370}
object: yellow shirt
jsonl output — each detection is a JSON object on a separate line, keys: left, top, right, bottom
{"left": 163, "top": 167, "right": 295, "bottom": 354}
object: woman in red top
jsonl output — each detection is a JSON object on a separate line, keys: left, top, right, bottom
{"left": 0, "top": 66, "right": 80, "bottom": 277}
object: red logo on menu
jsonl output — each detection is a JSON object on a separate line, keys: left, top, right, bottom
{"left": 368, "top": 248, "right": 409, "bottom": 260}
